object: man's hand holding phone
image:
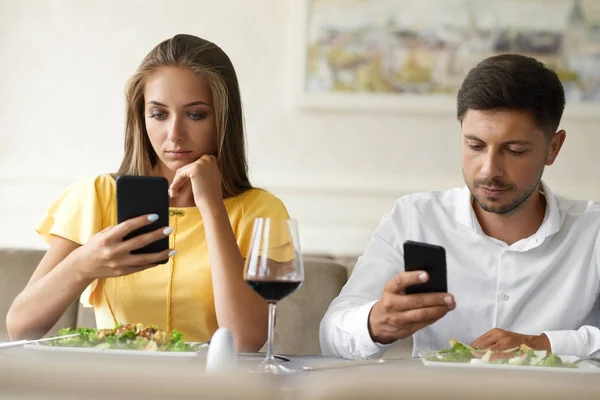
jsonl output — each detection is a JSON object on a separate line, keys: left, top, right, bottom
{"left": 367, "top": 271, "right": 455, "bottom": 344}
{"left": 368, "top": 240, "right": 455, "bottom": 345}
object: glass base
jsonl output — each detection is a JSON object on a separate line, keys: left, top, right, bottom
{"left": 249, "top": 359, "right": 295, "bottom": 374}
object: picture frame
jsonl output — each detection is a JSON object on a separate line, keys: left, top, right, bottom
{"left": 290, "top": 0, "right": 600, "bottom": 119}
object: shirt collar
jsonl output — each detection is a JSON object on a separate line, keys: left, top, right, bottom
{"left": 537, "top": 180, "right": 562, "bottom": 239}
{"left": 455, "top": 185, "right": 476, "bottom": 229}
{"left": 454, "top": 180, "right": 562, "bottom": 240}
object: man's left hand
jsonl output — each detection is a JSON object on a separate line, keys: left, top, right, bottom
{"left": 470, "top": 328, "right": 551, "bottom": 352}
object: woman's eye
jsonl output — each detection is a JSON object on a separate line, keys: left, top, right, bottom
{"left": 188, "top": 112, "right": 207, "bottom": 121}
{"left": 148, "top": 112, "right": 167, "bottom": 120}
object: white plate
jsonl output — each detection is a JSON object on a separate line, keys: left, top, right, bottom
{"left": 422, "top": 355, "right": 600, "bottom": 374}
{"left": 23, "top": 342, "right": 208, "bottom": 358}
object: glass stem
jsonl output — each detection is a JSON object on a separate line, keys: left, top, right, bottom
{"left": 265, "top": 302, "right": 276, "bottom": 362}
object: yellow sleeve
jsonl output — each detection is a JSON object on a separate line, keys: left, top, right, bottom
{"left": 36, "top": 175, "right": 115, "bottom": 245}
{"left": 35, "top": 174, "right": 115, "bottom": 307}
{"left": 236, "top": 189, "right": 292, "bottom": 261}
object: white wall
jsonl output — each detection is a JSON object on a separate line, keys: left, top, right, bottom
{"left": 1, "top": 0, "right": 599, "bottom": 255}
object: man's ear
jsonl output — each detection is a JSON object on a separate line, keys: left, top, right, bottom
{"left": 546, "top": 130, "right": 566, "bottom": 166}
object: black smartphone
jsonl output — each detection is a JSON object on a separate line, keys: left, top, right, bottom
{"left": 403, "top": 240, "right": 447, "bottom": 294}
{"left": 116, "top": 175, "right": 169, "bottom": 263}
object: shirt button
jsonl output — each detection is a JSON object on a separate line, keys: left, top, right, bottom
{"left": 501, "top": 293, "right": 509, "bottom": 301}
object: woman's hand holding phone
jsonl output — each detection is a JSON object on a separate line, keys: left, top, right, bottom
{"left": 72, "top": 214, "right": 176, "bottom": 281}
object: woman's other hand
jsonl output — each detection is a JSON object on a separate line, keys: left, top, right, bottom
{"left": 168, "top": 154, "right": 223, "bottom": 209}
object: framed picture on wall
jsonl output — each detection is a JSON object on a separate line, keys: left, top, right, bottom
{"left": 290, "top": 0, "right": 600, "bottom": 118}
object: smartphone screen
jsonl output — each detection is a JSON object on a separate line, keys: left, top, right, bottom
{"left": 116, "top": 175, "right": 169, "bottom": 259}
{"left": 403, "top": 240, "right": 447, "bottom": 294}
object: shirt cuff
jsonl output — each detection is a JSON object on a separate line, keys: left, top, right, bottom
{"left": 542, "top": 330, "right": 585, "bottom": 356}
{"left": 348, "top": 300, "right": 393, "bottom": 359}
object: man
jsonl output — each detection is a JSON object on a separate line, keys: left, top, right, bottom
{"left": 319, "top": 54, "right": 600, "bottom": 360}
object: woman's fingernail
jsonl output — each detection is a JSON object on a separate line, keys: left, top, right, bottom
{"left": 168, "top": 189, "right": 173, "bottom": 197}
{"left": 444, "top": 295, "right": 453, "bottom": 305}
{"left": 168, "top": 250, "right": 177, "bottom": 257}
{"left": 163, "top": 227, "right": 174, "bottom": 235}
{"left": 418, "top": 272, "right": 428, "bottom": 282}
{"left": 148, "top": 214, "right": 159, "bottom": 222}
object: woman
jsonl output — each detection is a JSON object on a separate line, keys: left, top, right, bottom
{"left": 6, "top": 34, "right": 289, "bottom": 351}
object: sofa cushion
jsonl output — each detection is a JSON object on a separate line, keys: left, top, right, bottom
{"left": 0, "top": 249, "right": 410, "bottom": 357}
{"left": 268, "top": 256, "right": 348, "bottom": 355}
{"left": 0, "top": 248, "right": 78, "bottom": 341}
{"left": 76, "top": 304, "right": 97, "bottom": 328}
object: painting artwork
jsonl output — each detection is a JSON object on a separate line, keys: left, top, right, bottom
{"left": 303, "top": 0, "right": 600, "bottom": 104}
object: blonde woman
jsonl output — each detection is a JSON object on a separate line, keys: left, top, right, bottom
{"left": 6, "top": 34, "right": 289, "bottom": 351}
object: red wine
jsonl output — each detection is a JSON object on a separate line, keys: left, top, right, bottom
{"left": 245, "top": 280, "right": 302, "bottom": 302}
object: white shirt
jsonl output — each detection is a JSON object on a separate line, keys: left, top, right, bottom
{"left": 319, "top": 182, "right": 600, "bottom": 360}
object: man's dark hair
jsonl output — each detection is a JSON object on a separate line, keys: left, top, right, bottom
{"left": 456, "top": 54, "right": 565, "bottom": 137}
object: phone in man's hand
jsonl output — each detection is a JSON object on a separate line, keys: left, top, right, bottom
{"left": 116, "top": 175, "right": 169, "bottom": 263}
{"left": 403, "top": 240, "right": 447, "bottom": 295}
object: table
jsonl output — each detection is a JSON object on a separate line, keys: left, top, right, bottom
{"left": 2, "top": 348, "right": 599, "bottom": 399}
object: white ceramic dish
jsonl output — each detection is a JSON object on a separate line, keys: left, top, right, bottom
{"left": 422, "top": 355, "right": 600, "bottom": 374}
{"left": 23, "top": 341, "right": 208, "bottom": 358}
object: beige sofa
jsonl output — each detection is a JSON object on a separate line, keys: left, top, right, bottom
{"left": 0, "top": 248, "right": 412, "bottom": 356}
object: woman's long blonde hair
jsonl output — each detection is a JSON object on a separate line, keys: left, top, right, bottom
{"left": 118, "top": 34, "right": 252, "bottom": 198}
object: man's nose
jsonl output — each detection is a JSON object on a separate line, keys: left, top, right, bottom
{"left": 480, "top": 152, "right": 504, "bottom": 178}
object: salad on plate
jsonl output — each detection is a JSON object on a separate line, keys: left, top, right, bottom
{"left": 425, "top": 338, "right": 576, "bottom": 368}
{"left": 41, "top": 323, "right": 199, "bottom": 352}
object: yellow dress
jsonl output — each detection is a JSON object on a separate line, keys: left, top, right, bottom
{"left": 36, "top": 174, "right": 291, "bottom": 342}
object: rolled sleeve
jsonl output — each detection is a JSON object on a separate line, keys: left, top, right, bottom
{"left": 543, "top": 330, "right": 585, "bottom": 356}
{"left": 543, "top": 325, "right": 600, "bottom": 357}
{"left": 320, "top": 300, "right": 391, "bottom": 360}
{"left": 319, "top": 198, "right": 411, "bottom": 359}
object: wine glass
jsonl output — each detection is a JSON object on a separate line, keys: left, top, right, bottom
{"left": 244, "top": 218, "right": 304, "bottom": 374}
